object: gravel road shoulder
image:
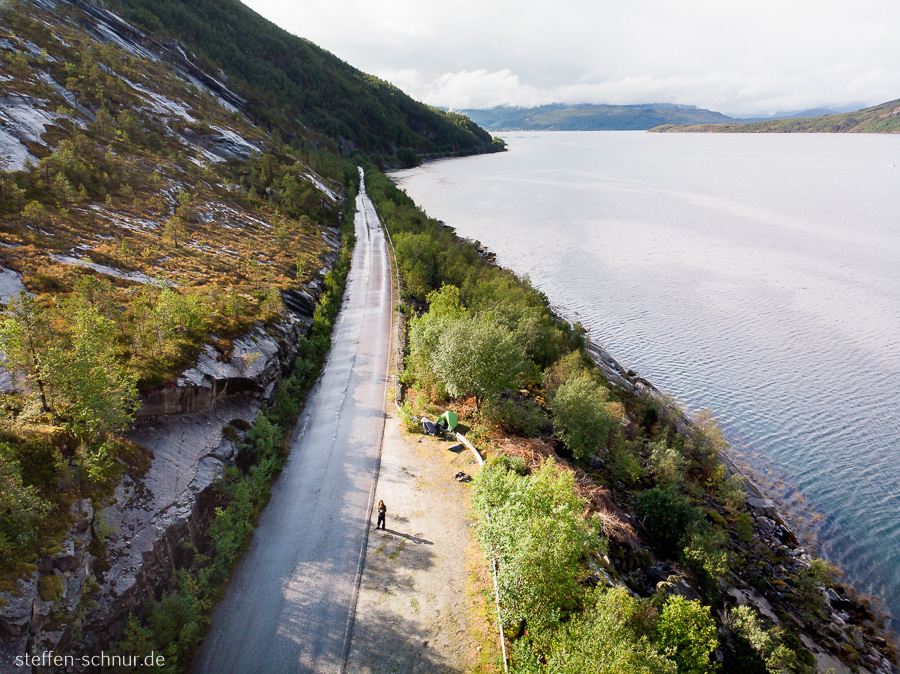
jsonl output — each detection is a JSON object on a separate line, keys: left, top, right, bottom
{"left": 345, "top": 409, "right": 501, "bottom": 673}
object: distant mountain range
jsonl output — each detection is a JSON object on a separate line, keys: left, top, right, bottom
{"left": 651, "top": 98, "right": 900, "bottom": 133}
{"left": 459, "top": 104, "right": 733, "bottom": 131}
{"left": 458, "top": 103, "right": 878, "bottom": 132}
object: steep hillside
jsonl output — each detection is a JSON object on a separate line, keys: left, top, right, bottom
{"left": 0, "top": 0, "right": 360, "bottom": 657}
{"left": 652, "top": 98, "right": 900, "bottom": 133}
{"left": 0, "top": 0, "right": 346, "bottom": 385}
{"left": 462, "top": 103, "right": 734, "bottom": 131}
{"left": 100, "top": 0, "right": 504, "bottom": 160}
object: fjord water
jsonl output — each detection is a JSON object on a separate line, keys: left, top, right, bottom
{"left": 393, "top": 131, "right": 900, "bottom": 627}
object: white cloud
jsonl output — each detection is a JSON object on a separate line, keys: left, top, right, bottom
{"left": 388, "top": 67, "right": 897, "bottom": 118}
{"left": 242, "top": 0, "right": 900, "bottom": 116}
{"left": 419, "top": 70, "right": 555, "bottom": 110}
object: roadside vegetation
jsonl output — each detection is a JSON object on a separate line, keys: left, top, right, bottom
{"left": 365, "top": 167, "right": 894, "bottom": 673}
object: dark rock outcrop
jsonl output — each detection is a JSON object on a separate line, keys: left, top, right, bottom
{"left": 139, "top": 318, "right": 305, "bottom": 416}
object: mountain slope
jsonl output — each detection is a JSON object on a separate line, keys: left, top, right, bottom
{"left": 101, "top": 0, "right": 502, "bottom": 159}
{"left": 0, "top": 0, "right": 358, "bottom": 651}
{"left": 462, "top": 103, "right": 734, "bottom": 131}
{"left": 652, "top": 98, "right": 900, "bottom": 133}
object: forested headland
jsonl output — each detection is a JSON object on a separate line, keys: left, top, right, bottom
{"left": 462, "top": 103, "right": 734, "bottom": 131}
{"left": 103, "top": 0, "right": 505, "bottom": 161}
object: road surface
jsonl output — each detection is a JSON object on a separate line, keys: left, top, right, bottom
{"left": 194, "top": 169, "right": 392, "bottom": 673}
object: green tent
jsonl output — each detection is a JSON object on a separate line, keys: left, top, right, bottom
{"left": 436, "top": 411, "right": 458, "bottom": 431}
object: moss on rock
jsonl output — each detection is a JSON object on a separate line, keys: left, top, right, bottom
{"left": 38, "top": 574, "right": 63, "bottom": 601}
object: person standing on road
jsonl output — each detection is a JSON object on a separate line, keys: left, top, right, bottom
{"left": 376, "top": 500, "right": 386, "bottom": 530}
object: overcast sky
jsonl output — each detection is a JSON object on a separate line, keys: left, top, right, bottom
{"left": 241, "top": 0, "right": 900, "bottom": 117}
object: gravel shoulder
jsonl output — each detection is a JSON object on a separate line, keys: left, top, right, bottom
{"left": 345, "top": 409, "right": 501, "bottom": 673}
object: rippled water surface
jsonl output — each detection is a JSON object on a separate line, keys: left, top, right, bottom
{"left": 393, "top": 131, "right": 900, "bottom": 626}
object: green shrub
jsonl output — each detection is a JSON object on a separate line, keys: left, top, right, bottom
{"left": 2, "top": 434, "right": 62, "bottom": 495}
{"left": 725, "top": 604, "right": 802, "bottom": 674}
{"left": 484, "top": 396, "right": 548, "bottom": 437}
{"left": 648, "top": 435, "right": 688, "bottom": 487}
{"left": 244, "top": 415, "right": 281, "bottom": 461}
{"left": 717, "top": 472, "right": 748, "bottom": 512}
{"left": 683, "top": 410, "right": 728, "bottom": 478}
{"left": 111, "top": 570, "right": 208, "bottom": 672}
{"left": 794, "top": 559, "right": 835, "bottom": 614}
{"left": 0, "top": 447, "right": 52, "bottom": 567}
{"left": 472, "top": 458, "right": 602, "bottom": 632}
{"left": 498, "top": 454, "right": 529, "bottom": 476}
{"left": 542, "top": 350, "right": 593, "bottom": 392}
{"left": 22, "top": 200, "right": 50, "bottom": 224}
{"left": 682, "top": 523, "right": 730, "bottom": 587}
{"left": 548, "top": 375, "right": 612, "bottom": 460}
{"left": 655, "top": 594, "right": 720, "bottom": 674}
{"left": 608, "top": 441, "right": 644, "bottom": 486}
{"left": 734, "top": 512, "right": 754, "bottom": 542}
{"left": 517, "top": 587, "right": 678, "bottom": 674}
{"left": 267, "top": 380, "right": 295, "bottom": 428}
{"left": 635, "top": 487, "right": 702, "bottom": 557}
{"left": 514, "top": 587, "right": 721, "bottom": 674}
{"left": 398, "top": 399, "right": 420, "bottom": 433}
{"left": 431, "top": 313, "right": 527, "bottom": 403}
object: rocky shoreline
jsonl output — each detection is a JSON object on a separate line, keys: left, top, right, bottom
{"left": 578, "top": 322, "right": 897, "bottom": 674}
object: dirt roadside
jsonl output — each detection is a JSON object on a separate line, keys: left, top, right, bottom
{"left": 344, "top": 407, "right": 501, "bottom": 674}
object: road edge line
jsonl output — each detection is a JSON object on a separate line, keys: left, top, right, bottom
{"left": 340, "top": 170, "right": 394, "bottom": 674}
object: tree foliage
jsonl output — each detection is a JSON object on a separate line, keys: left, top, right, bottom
{"left": 655, "top": 594, "right": 720, "bottom": 674}
{"left": 432, "top": 313, "right": 527, "bottom": 402}
{"left": 549, "top": 375, "right": 613, "bottom": 460}
{"left": 46, "top": 289, "right": 140, "bottom": 449}
{"left": 0, "top": 445, "right": 52, "bottom": 567}
{"left": 0, "top": 291, "right": 52, "bottom": 410}
{"left": 472, "top": 458, "right": 602, "bottom": 632}
{"left": 407, "top": 285, "right": 529, "bottom": 403}
{"left": 514, "top": 585, "right": 721, "bottom": 674}
{"left": 725, "top": 604, "right": 800, "bottom": 674}
{"left": 0, "top": 286, "right": 137, "bottom": 473}
{"left": 516, "top": 587, "right": 678, "bottom": 674}
{"left": 636, "top": 486, "right": 703, "bottom": 557}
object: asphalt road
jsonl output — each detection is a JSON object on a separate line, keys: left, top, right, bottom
{"left": 194, "top": 170, "right": 392, "bottom": 673}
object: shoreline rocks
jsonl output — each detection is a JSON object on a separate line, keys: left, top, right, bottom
{"left": 565, "top": 316, "right": 898, "bottom": 670}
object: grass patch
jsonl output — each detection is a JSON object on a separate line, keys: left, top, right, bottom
{"left": 388, "top": 540, "right": 407, "bottom": 561}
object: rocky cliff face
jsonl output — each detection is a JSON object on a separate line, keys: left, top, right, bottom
{"left": 0, "top": 0, "right": 347, "bottom": 665}
{"left": 139, "top": 244, "right": 338, "bottom": 418}
{"left": 0, "top": 254, "right": 338, "bottom": 667}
